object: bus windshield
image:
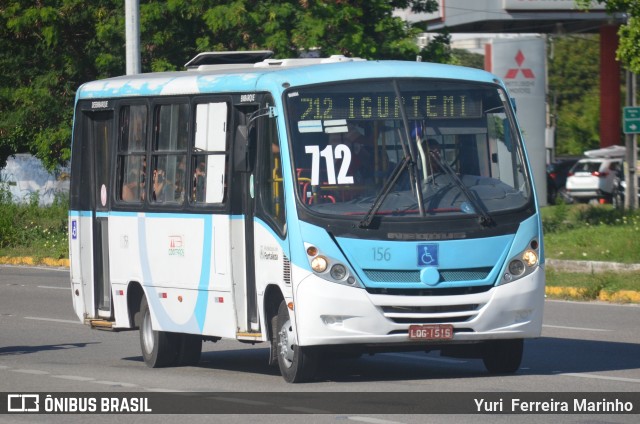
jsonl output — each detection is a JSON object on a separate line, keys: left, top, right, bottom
{"left": 286, "top": 79, "right": 531, "bottom": 222}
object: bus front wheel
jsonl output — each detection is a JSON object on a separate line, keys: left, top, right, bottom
{"left": 275, "top": 300, "right": 318, "bottom": 383}
{"left": 482, "top": 339, "right": 523, "bottom": 374}
{"left": 139, "top": 297, "right": 177, "bottom": 368}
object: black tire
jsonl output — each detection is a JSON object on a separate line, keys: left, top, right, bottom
{"left": 275, "top": 300, "right": 318, "bottom": 383}
{"left": 176, "top": 333, "right": 202, "bottom": 366}
{"left": 139, "top": 297, "right": 177, "bottom": 368}
{"left": 482, "top": 339, "right": 523, "bottom": 374}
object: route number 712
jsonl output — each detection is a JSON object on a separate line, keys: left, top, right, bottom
{"left": 305, "top": 144, "right": 354, "bottom": 186}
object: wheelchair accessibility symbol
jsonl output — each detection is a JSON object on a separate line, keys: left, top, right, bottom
{"left": 417, "top": 244, "right": 439, "bottom": 267}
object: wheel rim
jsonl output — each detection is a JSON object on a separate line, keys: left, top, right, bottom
{"left": 278, "top": 318, "right": 295, "bottom": 367}
{"left": 141, "top": 310, "right": 154, "bottom": 354}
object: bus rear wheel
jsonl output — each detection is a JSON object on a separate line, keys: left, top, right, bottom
{"left": 482, "top": 339, "right": 523, "bottom": 374}
{"left": 139, "top": 297, "right": 177, "bottom": 368}
{"left": 275, "top": 300, "right": 318, "bottom": 383}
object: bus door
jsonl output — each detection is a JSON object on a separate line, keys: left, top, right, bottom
{"left": 71, "top": 106, "right": 114, "bottom": 320}
{"left": 233, "top": 100, "right": 288, "bottom": 335}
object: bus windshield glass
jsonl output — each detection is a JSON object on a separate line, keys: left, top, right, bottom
{"left": 286, "top": 79, "right": 531, "bottom": 221}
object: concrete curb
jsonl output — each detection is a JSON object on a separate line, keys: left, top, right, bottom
{"left": 545, "top": 286, "right": 640, "bottom": 303}
{"left": 546, "top": 259, "right": 640, "bottom": 273}
{"left": 1, "top": 256, "right": 638, "bottom": 304}
{"left": 0, "top": 256, "right": 70, "bottom": 268}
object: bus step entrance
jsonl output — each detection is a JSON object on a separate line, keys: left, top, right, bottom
{"left": 236, "top": 331, "right": 262, "bottom": 341}
{"left": 88, "top": 319, "right": 114, "bottom": 331}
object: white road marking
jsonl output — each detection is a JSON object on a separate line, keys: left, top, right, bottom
{"left": 560, "top": 372, "right": 640, "bottom": 384}
{"left": 51, "top": 375, "right": 95, "bottom": 382}
{"left": 37, "top": 285, "right": 69, "bottom": 290}
{"left": 543, "top": 324, "right": 611, "bottom": 332}
{"left": 11, "top": 369, "right": 50, "bottom": 375}
{"left": 24, "top": 316, "right": 82, "bottom": 325}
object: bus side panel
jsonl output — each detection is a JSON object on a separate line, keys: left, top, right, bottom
{"left": 107, "top": 213, "right": 236, "bottom": 337}
{"left": 69, "top": 212, "right": 95, "bottom": 322}
{"left": 253, "top": 220, "right": 292, "bottom": 336}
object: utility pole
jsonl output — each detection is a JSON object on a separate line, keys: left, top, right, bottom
{"left": 625, "top": 70, "right": 638, "bottom": 210}
{"left": 125, "top": 0, "right": 141, "bottom": 75}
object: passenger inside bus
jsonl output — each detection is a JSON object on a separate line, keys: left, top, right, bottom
{"left": 193, "top": 160, "right": 206, "bottom": 202}
{"left": 153, "top": 167, "right": 173, "bottom": 202}
{"left": 121, "top": 170, "right": 143, "bottom": 202}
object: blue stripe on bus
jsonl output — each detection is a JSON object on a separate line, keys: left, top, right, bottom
{"left": 69, "top": 210, "right": 91, "bottom": 217}
{"left": 195, "top": 215, "right": 212, "bottom": 332}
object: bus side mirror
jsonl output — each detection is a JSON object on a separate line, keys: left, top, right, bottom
{"left": 234, "top": 124, "right": 254, "bottom": 173}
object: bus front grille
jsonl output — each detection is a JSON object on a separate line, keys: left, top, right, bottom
{"left": 380, "top": 304, "right": 483, "bottom": 325}
{"left": 363, "top": 268, "right": 492, "bottom": 283}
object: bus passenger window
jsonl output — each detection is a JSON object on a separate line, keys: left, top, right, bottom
{"left": 117, "top": 105, "right": 147, "bottom": 203}
{"left": 151, "top": 155, "right": 185, "bottom": 203}
{"left": 191, "top": 154, "right": 225, "bottom": 204}
{"left": 151, "top": 102, "right": 188, "bottom": 205}
{"left": 190, "top": 101, "right": 228, "bottom": 205}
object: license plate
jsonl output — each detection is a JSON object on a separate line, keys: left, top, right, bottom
{"left": 408, "top": 324, "right": 454, "bottom": 340}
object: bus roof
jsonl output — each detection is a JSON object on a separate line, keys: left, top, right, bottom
{"left": 76, "top": 57, "right": 500, "bottom": 101}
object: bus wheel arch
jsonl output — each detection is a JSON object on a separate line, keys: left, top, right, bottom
{"left": 264, "top": 285, "right": 283, "bottom": 367}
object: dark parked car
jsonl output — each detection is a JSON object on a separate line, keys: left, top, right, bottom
{"left": 546, "top": 158, "right": 578, "bottom": 204}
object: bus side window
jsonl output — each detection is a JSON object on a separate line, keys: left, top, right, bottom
{"left": 117, "top": 104, "right": 147, "bottom": 203}
{"left": 151, "top": 103, "right": 188, "bottom": 204}
{"left": 191, "top": 102, "right": 228, "bottom": 205}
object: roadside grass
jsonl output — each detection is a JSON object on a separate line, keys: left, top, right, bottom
{"left": 541, "top": 202, "right": 640, "bottom": 264}
{"left": 0, "top": 187, "right": 68, "bottom": 261}
{"left": 542, "top": 201, "right": 640, "bottom": 298}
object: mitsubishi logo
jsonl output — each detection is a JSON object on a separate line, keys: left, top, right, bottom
{"left": 505, "top": 50, "right": 535, "bottom": 79}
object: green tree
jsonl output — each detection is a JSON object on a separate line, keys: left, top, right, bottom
{"left": 548, "top": 34, "right": 601, "bottom": 155}
{"left": 451, "top": 48, "right": 484, "bottom": 70}
{"left": 0, "top": 1, "right": 438, "bottom": 170}
{"left": 577, "top": 0, "right": 640, "bottom": 73}
{"left": 201, "top": 1, "right": 438, "bottom": 59}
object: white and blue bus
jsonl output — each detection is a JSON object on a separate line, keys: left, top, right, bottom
{"left": 69, "top": 52, "right": 545, "bottom": 383}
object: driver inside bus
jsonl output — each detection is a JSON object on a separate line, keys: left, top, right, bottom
{"left": 328, "top": 126, "right": 374, "bottom": 184}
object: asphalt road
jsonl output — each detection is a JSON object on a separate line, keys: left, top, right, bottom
{"left": 1, "top": 265, "right": 639, "bottom": 424}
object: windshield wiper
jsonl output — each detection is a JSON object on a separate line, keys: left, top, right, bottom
{"left": 428, "top": 151, "right": 495, "bottom": 227}
{"left": 358, "top": 155, "right": 411, "bottom": 228}
{"left": 359, "top": 80, "right": 424, "bottom": 229}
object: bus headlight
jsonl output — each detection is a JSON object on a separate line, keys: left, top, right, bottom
{"left": 500, "top": 241, "right": 540, "bottom": 285}
{"left": 508, "top": 259, "right": 525, "bottom": 276}
{"left": 522, "top": 249, "right": 538, "bottom": 267}
{"left": 304, "top": 243, "right": 363, "bottom": 288}
{"left": 330, "top": 264, "right": 347, "bottom": 280}
{"left": 311, "top": 256, "right": 328, "bottom": 273}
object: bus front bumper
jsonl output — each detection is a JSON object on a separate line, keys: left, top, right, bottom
{"left": 294, "top": 267, "right": 545, "bottom": 347}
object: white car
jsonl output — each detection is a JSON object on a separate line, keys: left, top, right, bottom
{"left": 565, "top": 158, "right": 622, "bottom": 203}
